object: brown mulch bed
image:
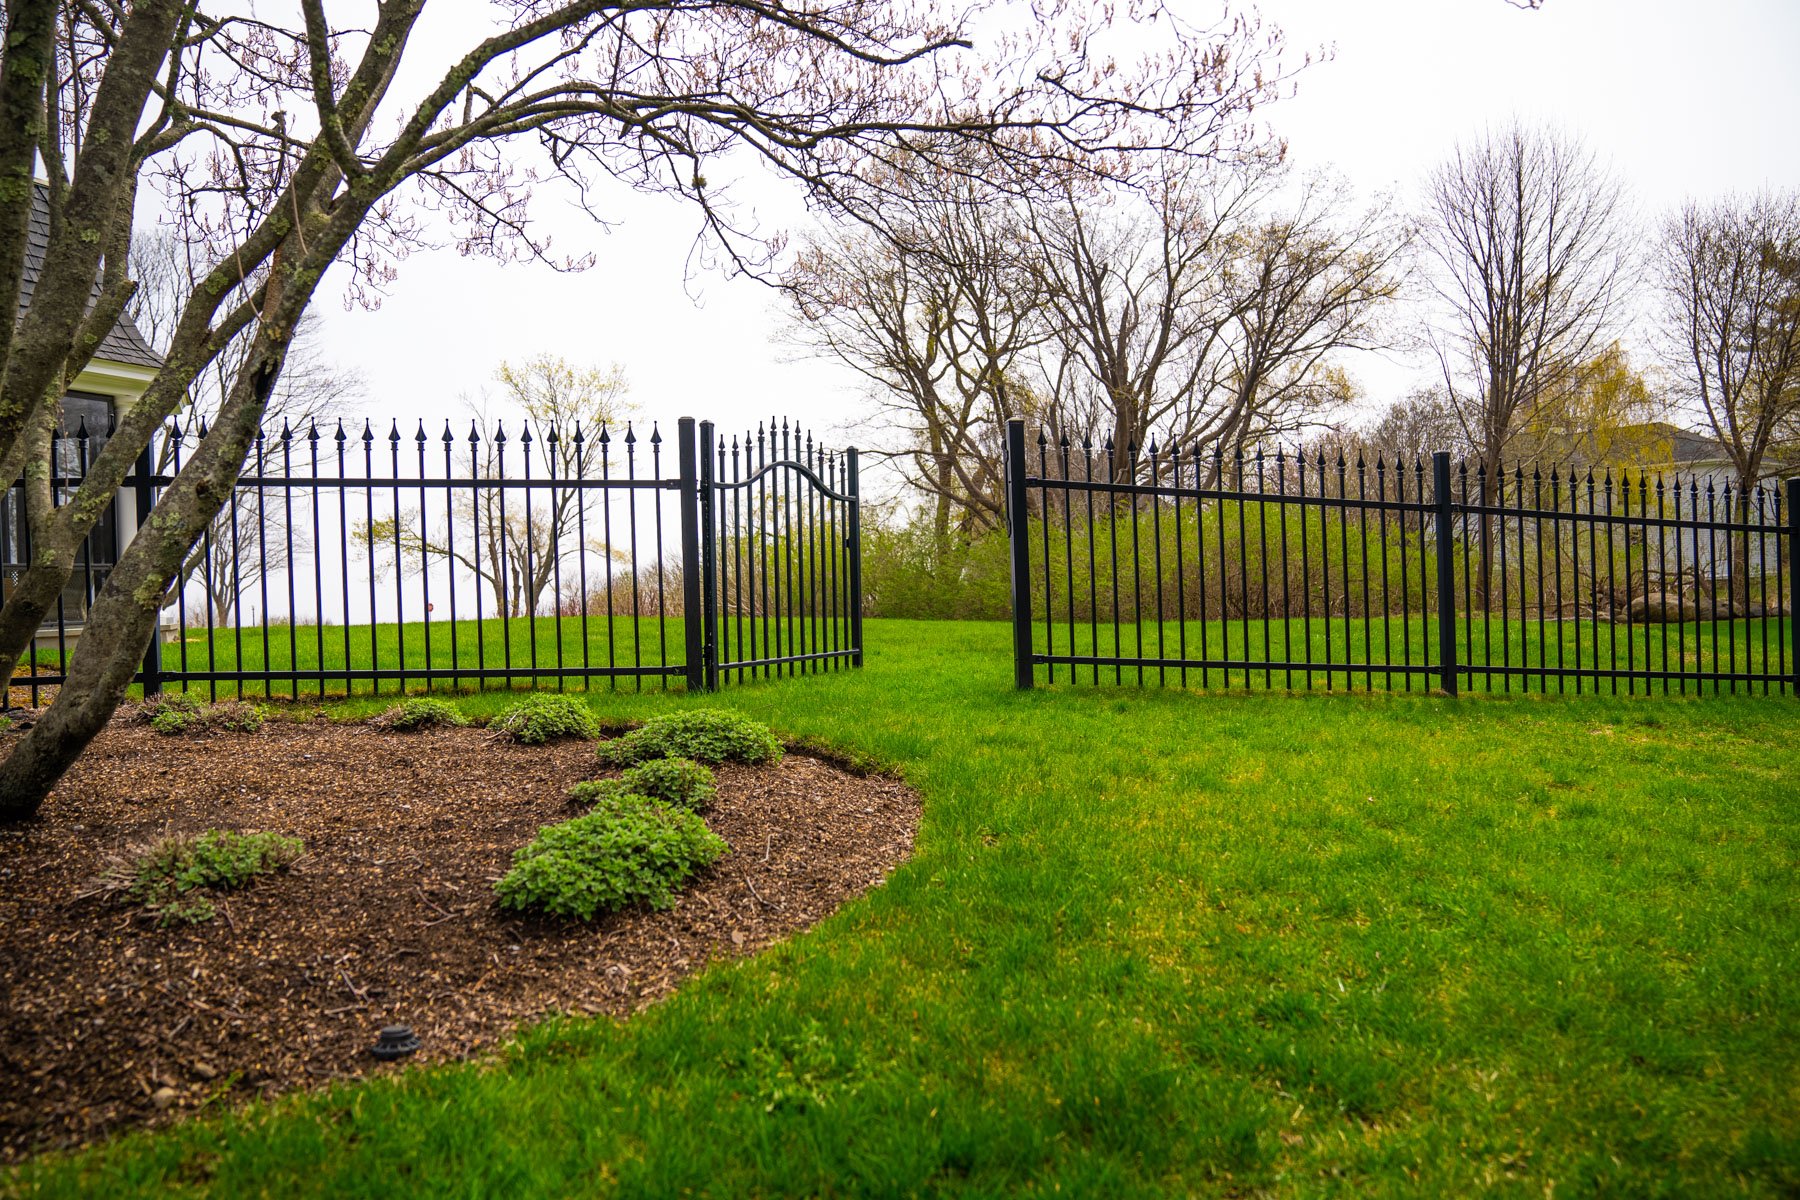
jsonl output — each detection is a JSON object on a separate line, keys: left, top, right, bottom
{"left": 7, "top": 664, "right": 61, "bottom": 709}
{"left": 0, "top": 716, "right": 919, "bottom": 1161}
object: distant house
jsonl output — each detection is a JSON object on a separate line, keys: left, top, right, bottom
{"left": 2, "top": 183, "right": 164, "bottom": 637}
{"left": 1591, "top": 421, "right": 1790, "bottom": 594}
{"left": 1577, "top": 419, "right": 1795, "bottom": 491}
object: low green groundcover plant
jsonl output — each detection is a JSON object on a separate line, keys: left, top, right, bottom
{"left": 597, "top": 709, "right": 781, "bottom": 767}
{"left": 490, "top": 693, "right": 599, "bottom": 744}
{"left": 137, "top": 692, "right": 201, "bottom": 733}
{"left": 91, "top": 830, "right": 304, "bottom": 926}
{"left": 570, "top": 757, "right": 717, "bottom": 812}
{"left": 139, "top": 693, "right": 266, "bottom": 736}
{"left": 620, "top": 756, "right": 718, "bottom": 809}
{"left": 207, "top": 701, "right": 267, "bottom": 733}
{"left": 495, "top": 796, "right": 727, "bottom": 920}
{"left": 566, "top": 778, "right": 627, "bottom": 809}
{"left": 373, "top": 697, "right": 468, "bottom": 731}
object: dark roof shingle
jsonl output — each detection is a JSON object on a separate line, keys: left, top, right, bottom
{"left": 18, "top": 182, "right": 163, "bottom": 370}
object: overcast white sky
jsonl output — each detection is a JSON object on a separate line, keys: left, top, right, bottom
{"left": 307, "top": 0, "right": 1800, "bottom": 463}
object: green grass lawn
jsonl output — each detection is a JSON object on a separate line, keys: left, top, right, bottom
{"left": 112, "top": 607, "right": 1791, "bottom": 701}
{"left": 9, "top": 619, "right": 1799, "bottom": 1197}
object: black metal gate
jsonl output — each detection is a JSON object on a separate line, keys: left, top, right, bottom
{"left": 5, "top": 413, "right": 861, "bottom": 708}
{"left": 683, "top": 418, "right": 863, "bottom": 691}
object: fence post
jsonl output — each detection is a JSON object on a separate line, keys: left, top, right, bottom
{"left": 845, "top": 446, "right": 864, "bottom": 667}
{"left": 677, "top": 417, "right": 707, "bottom": 692}
{"left": 1432, "top": 451, "right": 1458, "bottom": 697}
{"left": 1788, "top": 478, "right": 1799, "bottom": 697}
{"left": 132, "top": 444, "right": 162, "bottom": 697}
{"left": 1005, "top": 418, "right": 1034, "bottom": 690}
{"left": 697, "top": 420, "right": 720, "bottom": 692}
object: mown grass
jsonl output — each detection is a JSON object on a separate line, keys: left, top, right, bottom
{"left": 109, "top": 606, "right": 1792, "bottom": 701}
{"left": 8, "top": 619, "right": 1799, "bottom": 1197}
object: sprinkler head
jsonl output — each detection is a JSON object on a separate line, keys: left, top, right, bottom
{"left": 370, "top": 1025, "right": 421, "bottom": 1061}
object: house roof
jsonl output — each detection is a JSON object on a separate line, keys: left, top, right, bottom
{"left": 18, "top": 182, "right": 162, "bottom": 371}
{"left": 1617, "top": 421, "right": 1730, "bottom": 465}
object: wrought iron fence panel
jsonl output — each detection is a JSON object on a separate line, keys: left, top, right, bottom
{"left": 4, "top": 414, "right": 861, "bottom": 708}
{"left": 1003, "top": 418, "right": 1796, "bottom": 697}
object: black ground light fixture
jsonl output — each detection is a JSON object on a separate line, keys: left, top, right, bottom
{"left": 370, "top": 1025, "right": 421, "bottom": 1060}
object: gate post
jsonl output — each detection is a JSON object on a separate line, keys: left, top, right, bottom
{"left": 698, "top": 421, "right": 720, "bottom": 692}
{"left": 133, "top": 444, "right": 163, "bottom": 697}
{"left": 677, "top": 418, "right": 707, "bottom": 692}
{"left": 845, "top": 446, "right": 864, "bottom": 667}
{"left": 1433, "top": 451, "right": 1458, "bottom": 697}
{"left": 1787, "top": 478, "right": 1798, "bottom": 696}
{"left": 1005, "top": 418, "right": 1034, "bottom": 690}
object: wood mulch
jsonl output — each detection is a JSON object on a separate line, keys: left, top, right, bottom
{"left": 0, "top": 714, "right": 919, "bottom": 1162}
{"left": 6, "top": 665, "right": 61, "bottom": 710}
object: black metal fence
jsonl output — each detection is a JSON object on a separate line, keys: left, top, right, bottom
{"left": 1002, "top": 418, "right": 1798, "bottom": 696}
{"left": 4, "top": 414, "right": 861, "bottom": 708}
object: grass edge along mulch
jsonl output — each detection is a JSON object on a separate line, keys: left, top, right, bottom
{"left": 5, "top": 617, "right": 1798, "bottom": 1199}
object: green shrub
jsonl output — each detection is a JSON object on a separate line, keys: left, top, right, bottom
{"left": 93, "top": 830, "right": 305, "bottom": 926}
{"left": 495, "top": 796, "right": 728, "bottom": 920}
{"left": 375, "top": 697, "right": 468, "bottom": 731}
{"left": 142, "top": 694, "right": 267, "bottom": 736}
{"left": 208, "top": 702, "right": 267, "bottom": 733}
{"left": 597, "top": 709, "right": 781, "bottom": 767}
{"left": 569, "top": 758, "right": 717, "bottom": 813}
{"left": 490, "top": 693, "right": 599, "bottom": 744}
{"left": 150, "top": 708, "right": 198, "bottom": 735}
{"left": 619, "top": 757, "right": 717, "bottom": 811}
{"left": 567, "top": 778, "right": 628, "bottom": 808}
{"left": 137, "top": 691, "right": 202, "bottom": 731}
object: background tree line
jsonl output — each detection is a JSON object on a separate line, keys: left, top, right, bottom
{"left": 798, "top": 122, "right": 1799, "bottom": 617}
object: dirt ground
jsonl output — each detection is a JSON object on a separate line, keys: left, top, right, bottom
{"left": 0, "top": 715, "right": 919, "bottom": 1161}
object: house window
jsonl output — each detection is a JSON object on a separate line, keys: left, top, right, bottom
{"left": 0, "top": 391, "right": 119, "bottom": 625}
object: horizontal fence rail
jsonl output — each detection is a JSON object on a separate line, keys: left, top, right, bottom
{"left": 4, "top": 413, "right": 861, "bottom": 709}
{"left": 1003, "top": 418, "right": 1797, "bottom": 697}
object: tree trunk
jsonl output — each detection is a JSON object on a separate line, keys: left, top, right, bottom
{"left": 0, "top": 404, "right": 76, "bottom": 687}
{"left": 0, "top": 360, "right": 283, "bottom": 820}
{"left": 0, "top": 1, "right": 57, "bottom": 380}
{"left": 1730, "top": 480, "right": 1753, "bottom": 615}
{"left": 1475, "top": 447, "right": 1500, "bottom": 613}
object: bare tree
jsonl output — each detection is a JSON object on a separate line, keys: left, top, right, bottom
{"left": 784, "top": 166, "right": 1048, "bottom": 537}
{"left": 129, "top": 229, "right": 362, "bottom": 626}
{"left": 360, "top": 357, "right": 632, "bottom": 619}
{"left": 1204, "top": 174, "right": 1410, "bottom": 456}
{"left": 1421, "top": 122, "right": 1630, "bottom": 603}
{"left": 1653, "top": 191, "right": 1800, "bottom": 607}
{"left": 1024, "top": 161, "right": 1269, "bottom": 471}
{"left": 1325, "top": 388, "right": 1470, "bottom": 468}
{"left": 1655, "top": 193, "right": 1800, "bottom": 489}
{"left": 0, "top": 0, "right": 1297, "bottom": 815}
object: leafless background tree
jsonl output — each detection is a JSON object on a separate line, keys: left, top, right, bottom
{"left": 129, "top": 229, "right": 363, "bottom": 626}
{"left": 1653, "top": 190, "right": 1800, "bottom": 606}
{"left": 1420, "top": 122, "right": 1630, "bottom": 603}
{"left": 1654, "top": 192, "right": 1800, "bottom": 493}
{"left": 358, "top": 356, "right": 633, "bottom": 620}
{"left": 788, "top": 157, "right": 1408, "bottom": 531}
{"left": 783, "top": 165, "right": 1048, "bottom": 539}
